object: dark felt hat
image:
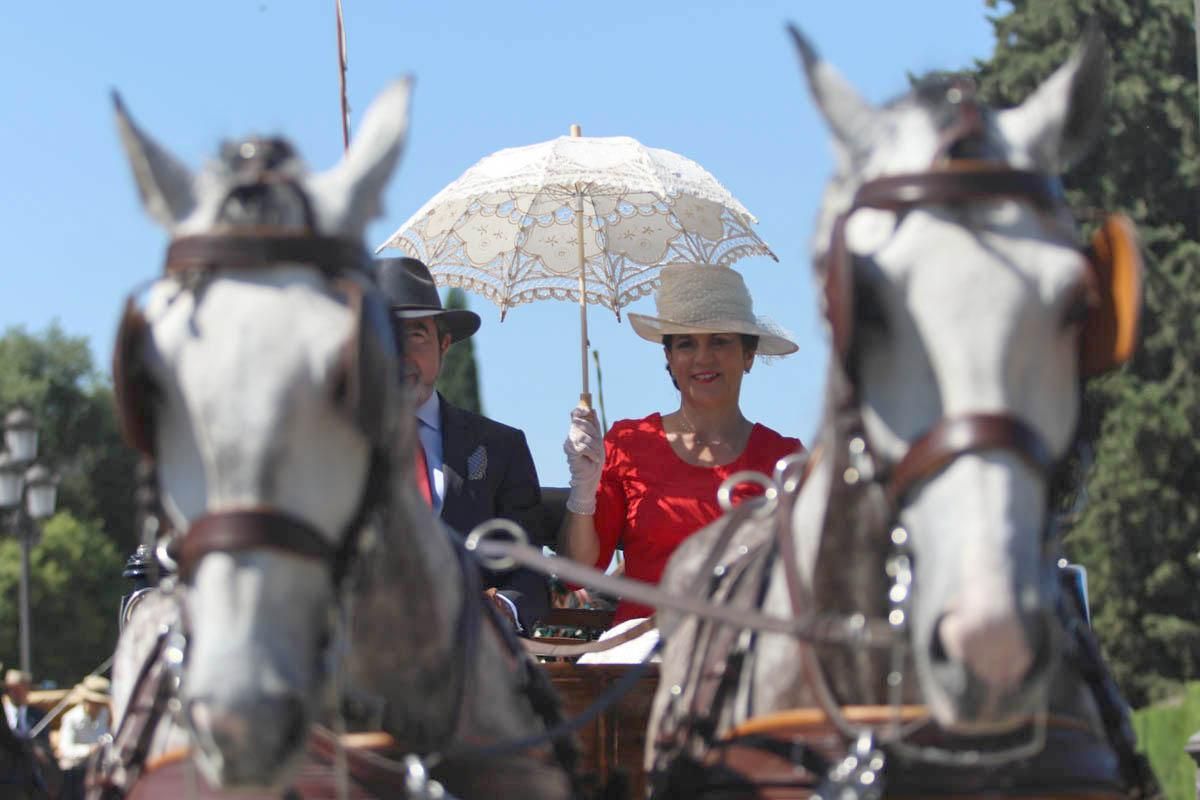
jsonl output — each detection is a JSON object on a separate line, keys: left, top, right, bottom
{"left": 376, "top": 257, "right": 481, "bottom": 343}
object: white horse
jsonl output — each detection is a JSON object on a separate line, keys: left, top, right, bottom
{"left": 99, "top": 83, "right": 576, "bottom": 799}
{"left": 647, "top": 27, "right": 1149, "bottom": 798}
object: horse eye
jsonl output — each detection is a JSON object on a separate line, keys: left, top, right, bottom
{"left": 854, "top": 281, "right": 890, "bottom": 332}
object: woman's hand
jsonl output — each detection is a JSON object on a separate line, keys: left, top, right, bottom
{"left": 563, "top": 406, "right": 603, "bottom": 514}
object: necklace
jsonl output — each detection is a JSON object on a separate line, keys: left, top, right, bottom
{"left": 674, "top": 411, "right": 749, "bottom": 448}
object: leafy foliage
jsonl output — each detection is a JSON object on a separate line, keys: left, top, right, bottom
{"left": 437, "top": 288, "right": 484, "bottom": 414}
{"left": 976, "top": 0, "right": 1200, "bottom": 704}
{"left": 1132, "top": 681, "right": 1200, "bottom": 800}
{"left": 0, "top": 512, "right": 123, "bottom": 685}
{"left": 0, "top": 325, "right": 137, "bottom": 685}
{"left": 0, "top": 325, "right": 140, "bottom": 555}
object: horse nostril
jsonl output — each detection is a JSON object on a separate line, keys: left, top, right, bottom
{"left": 189, "top": 694, "right": 309, "bottom": 768}
{"left": 278, "top": 696, "right": 306, "bottom": 755}
{"left": 931, "top": 615, "right": 950, "bottom": 663}
{"left": 1020, "top": 612, "right": 1057, "bottom": 682}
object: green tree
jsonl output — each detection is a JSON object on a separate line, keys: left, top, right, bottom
{"left": 0, "top": 325, "right": 140, "bottom": 555}
{"left": 0, "top": 512, "right": 124, "bottom": 685}
{"left": 976, "top": 0, "right": 1200, "bottom": 704}
{"left": 436, "top": 288, "right": 484, "bottom": 413}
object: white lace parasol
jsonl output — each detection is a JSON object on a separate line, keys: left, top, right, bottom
{"left": 376, "top": 130, "right": 776, "bottom": 400}
{"left": 378, "top": 133, "right": 776, "bottom": 318}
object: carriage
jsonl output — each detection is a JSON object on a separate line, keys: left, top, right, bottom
{"left": 86, "top": 20, "right": 1160, "bottom": 800}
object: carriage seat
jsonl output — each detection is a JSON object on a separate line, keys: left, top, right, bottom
{"left": 523, "top": 486, "right": 569, "bottom": 547}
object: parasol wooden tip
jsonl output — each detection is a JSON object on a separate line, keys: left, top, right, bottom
{"left": 570, "top": 124, "right": 582, "bottom": 137}
{"left": 578, "top": 392, "right": 593, "bottom": 411}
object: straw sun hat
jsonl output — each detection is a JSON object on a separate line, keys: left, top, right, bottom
{"left": 627, "top": 264, "right": 798, "bottom": 356}
{"left": 73, "top": 675, "right": 111, "bottom": 704}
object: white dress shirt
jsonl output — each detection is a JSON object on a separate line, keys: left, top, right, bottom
{"left": 3, "top": 696, "right": 28, "bottom": 736}
{"left": 58, "top": 704, "right": 111, "bottom": 768}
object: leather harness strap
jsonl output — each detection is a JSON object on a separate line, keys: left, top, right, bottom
{"left": 85, "top": 633, "right": 171, "bottom": 799}
{"left": 164, "top": 232, "right": 369, "bottom": 276}
{"left": 851, "top": 162, "right": 1061, "bottom": 212}
{"left": 886, "top": 413, "right": 1055, "bottom": 506}
{"left": 176, "top": 510, "right": 336, "bottom": 583}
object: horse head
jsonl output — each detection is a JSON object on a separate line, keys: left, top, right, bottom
{"left": 111, "top": 80, "right": 412, "bottom": 787}
{"left": 789, "top": 28, "right": 1139, "bottom": 730}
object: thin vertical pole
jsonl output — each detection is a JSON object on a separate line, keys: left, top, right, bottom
{"left": 571, "top": 123, "right": 592, "bottom": 409}
{"left": 18, "top": 522, "right": 31, "bottom": 675}
{"left": 335, "top": 0, "right": 351, "bottom": 151}
{"left": 1194, "top": 0, "right": 1200, "bottom": 134}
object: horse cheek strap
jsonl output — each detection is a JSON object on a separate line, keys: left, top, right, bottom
{"left": 1080, "top": 214, "right": 1143, "bottom": 377}
{"left": 823, "top": 214, "right": 855, "bottom": 364}
{"left": 113, "top": 298, "right": 158, "bottom": 459}
{"left": 332, "top": 280, "right": 401, "bottom": 445}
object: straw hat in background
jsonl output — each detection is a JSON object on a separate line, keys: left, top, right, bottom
{"left": 73, "top": 675, "right": 111, "bottom": 705}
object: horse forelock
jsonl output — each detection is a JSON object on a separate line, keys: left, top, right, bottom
{"left": 180, "top": 136, "right": 315, "bottom": 234}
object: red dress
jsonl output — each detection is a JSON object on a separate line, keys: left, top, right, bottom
{"left": 592, "top": 413, "right": 802, "bottom": 624}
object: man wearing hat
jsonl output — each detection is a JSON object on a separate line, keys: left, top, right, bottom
{"left": 2, "top": 669, "right": 44, "bottom": 741}
{"left": 58, "top": 673, "right": 111, "bottom": 800}
{"left": 58, "top": 675, "right": 111, "bottom": 771}
{"left": 377, "top": 257, "right": 550, "bottom": 635}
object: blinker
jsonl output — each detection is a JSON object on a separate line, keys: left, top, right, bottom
{"left": 1080, "top": 214, "right": 1142, "bottom": 376}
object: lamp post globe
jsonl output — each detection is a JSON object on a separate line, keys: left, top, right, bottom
{"left": 3, "top": 407, "right": 38, "bottom": 464}
{"left": 23, "top": 464, "right": 58, "bottom": 521}
{"left": 0, "top": 451, "right": 24, "bottom": 509}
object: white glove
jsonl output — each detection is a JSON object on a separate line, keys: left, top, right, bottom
{"left": 563, "top": 406, "right": 604, "bottom": 514}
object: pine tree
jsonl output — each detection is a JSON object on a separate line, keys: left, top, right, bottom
{"left": 975, "top": 0, "right": 1200, "bottom": 704}
{"left": 436, "top": 288, "right": 484, "bottom": 414}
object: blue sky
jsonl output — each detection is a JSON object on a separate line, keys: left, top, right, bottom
{"left": 1, "top": 2, "right": 997, "bottom": 487}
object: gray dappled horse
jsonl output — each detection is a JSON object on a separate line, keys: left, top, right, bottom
{"left": 647, "top": 28, "right": 1155, "bottom": 799}
{"left": 93, "top": 83, "right": 576, "bottom": 800}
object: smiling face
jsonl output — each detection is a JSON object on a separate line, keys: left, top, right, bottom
{"left": 402, "top": 316, "right": 451, "bottom": 406}
{"left": 664, "top": 332, "right": 756, "bottom": 410}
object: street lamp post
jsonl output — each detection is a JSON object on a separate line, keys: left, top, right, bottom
{"left": 0, "top": 408, "right": 58, "bottom": 676}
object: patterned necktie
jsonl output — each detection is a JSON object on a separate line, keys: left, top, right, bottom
{"left": 414, "top": 440, "right": 433, "bottom": 507}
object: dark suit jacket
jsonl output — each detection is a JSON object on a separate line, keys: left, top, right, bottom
{"left": 436, "top": 393, "right": 550, "bottom": 633}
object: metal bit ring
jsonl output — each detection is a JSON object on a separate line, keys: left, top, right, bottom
{"left": 464, "top": 518, "right": 529, "bottom": 571}
{"left": 717, "top": 470, "right": 779, "bottom": 518}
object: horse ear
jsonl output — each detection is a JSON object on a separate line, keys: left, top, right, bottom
{"left": 788, "top": 24, "right": 880, "bottom": 166}
{"left": 112, "top": 91, "right": 196, "bottom": 229}
{"left": 309, "top": 77, "right": 413, "bottom": 238}
{"left": 995, "top": 28, "right": 1108, "bottom": 173}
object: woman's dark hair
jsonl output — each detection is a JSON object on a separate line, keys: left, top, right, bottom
{"left": 661, "top": 333, "right": 760, "bottom": 390}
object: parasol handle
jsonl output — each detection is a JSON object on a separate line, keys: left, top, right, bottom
{"left": 572, "top": 122, "right": 590, "bottom": 403}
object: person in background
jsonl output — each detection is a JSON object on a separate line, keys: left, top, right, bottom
{"left": 378, "top": 256, "right": 551, "bottom": 635}
{"left": 2, "top": 670, "right": 44, "bottom": 741}
{"left": 57, "top": 675, "right": 111, "bottom": 799}
{"left": 558, "top": 263, "right": 802, "bottom": 627}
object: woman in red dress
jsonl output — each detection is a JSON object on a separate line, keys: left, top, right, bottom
{"left": 558, "top": 263, "right": 802, "bottom": 626}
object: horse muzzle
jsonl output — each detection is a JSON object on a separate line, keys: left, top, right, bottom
{"left": 186, "top": 691, "right": 309, "bottom": 788}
